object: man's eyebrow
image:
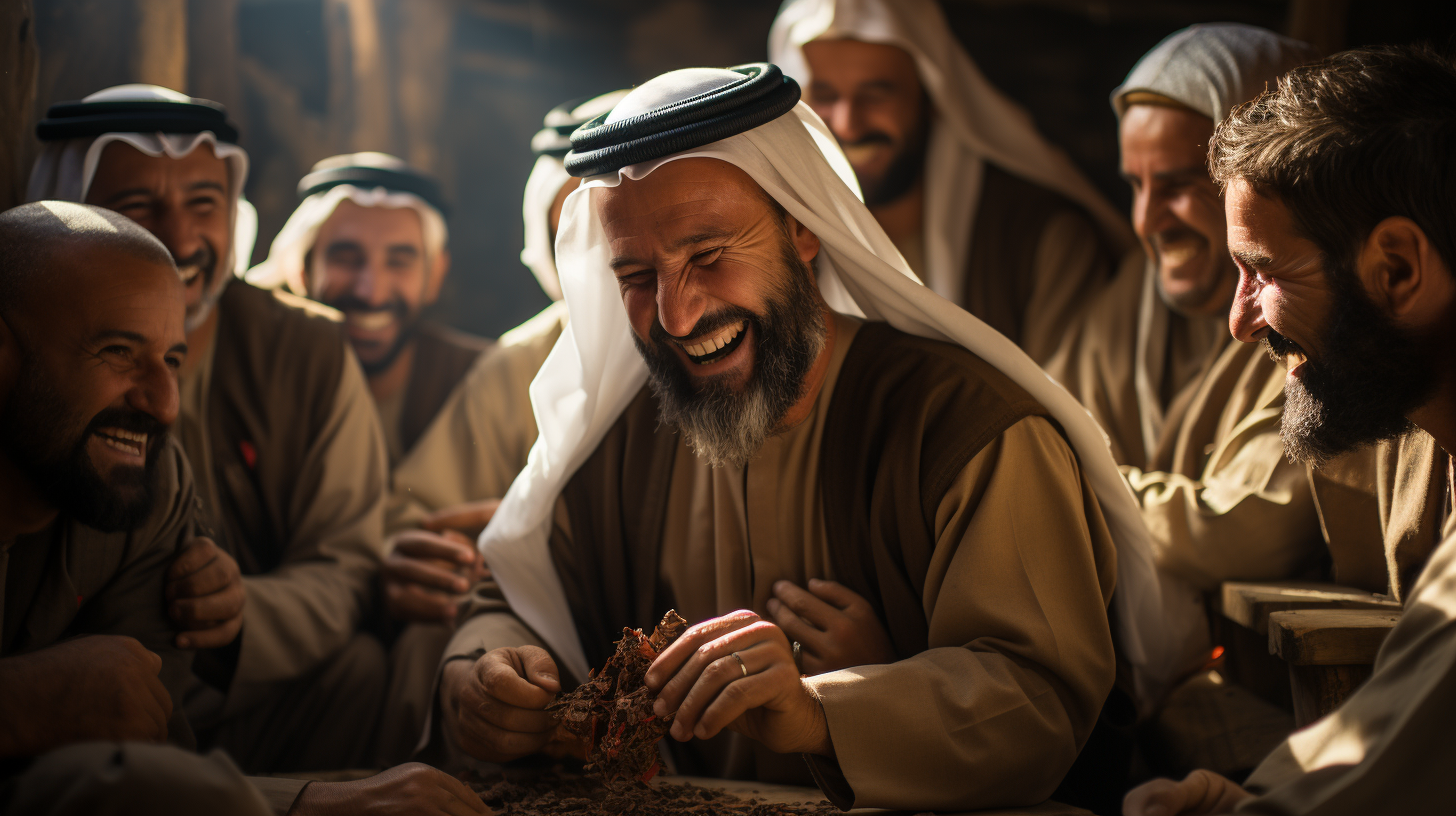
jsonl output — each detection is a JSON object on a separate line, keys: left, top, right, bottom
{"left": 386, "top": 244, "right": 420, "bottom": 256}
{"left": 324, "top": 239, "right": 365, "bottom": 252}
{"left": 1152, "top": 166, "right": 1208, "bottom": 182}
{"left": 185, "top": 180, "right": 227, "bottom": 194}
{"left": 90, "top": 329, "right": 146, "bottom": 345}
{"left": 98, "top": 188, "right": 155, "bottom": 206}
{"left": 169, "top": 342, "right": 189, "bottom": 357}
{"left": 609, "top": 228, "right": 735, "bottom": 272}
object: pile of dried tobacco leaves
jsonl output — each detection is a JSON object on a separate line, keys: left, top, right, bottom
{"left": 464, "top": 610, "right": 839, "bottom": 815}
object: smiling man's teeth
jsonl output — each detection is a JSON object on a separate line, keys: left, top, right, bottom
{"left": 178, "top": 265, "right": 201, "bottom": 284}
{"left": 98, "top": 428, "right": 147, "bottom": 455}
{"left": 349, "top": 311, "right": 395, "bottom": 331}
{"left": 680, "top": 321, "right": 745, "bottom": 359}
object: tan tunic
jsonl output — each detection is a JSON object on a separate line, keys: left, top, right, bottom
{"left": 178, "top": 283, "right": 388, "bottom": 715}
{"left": 443, "top": 313, "right": 1119, "bottom": 812}
{"left": 389, "top": 321, "right": 492, "bottom": 463}
{"left": 387, "top": 302, "right": 566, "bottom": 531}
{"left": 1235, "top": 476, "right": 1456, "bottom": 814}
{"left": 0, "top": 439, "right": 309, "bottom": 813}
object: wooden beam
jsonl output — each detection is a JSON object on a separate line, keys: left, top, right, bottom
{"left": 1, "top": 0, "right": 39, "bottom": 210}
{"left": 132, "top": 0, "right": 188, "bottom": 91}
{"left": 395, "top": 0, "right": 453, "bottom": 175}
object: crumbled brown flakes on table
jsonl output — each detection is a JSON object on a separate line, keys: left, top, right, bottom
{"left": 547, "top": 609, "right": 689, "bottom": 784}
{"left": 468, "top": 765, "right": 842, "bottom": 816}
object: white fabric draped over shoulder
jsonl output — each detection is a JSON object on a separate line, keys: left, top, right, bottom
{"left": 479, "top": 68, "right": 1196, "bottom": 706}
{"left": 26, "top": 84, "right": 257, "bottom": 276}
{"left": 767, "top": 0, "right": 1135, "bottom": 304}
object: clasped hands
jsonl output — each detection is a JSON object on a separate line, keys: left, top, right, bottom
{"left": 444, "top": 578, "right": 895, "bottom": 764}
{"left": 383, "top": 500, "right": 499, "bottom": 624}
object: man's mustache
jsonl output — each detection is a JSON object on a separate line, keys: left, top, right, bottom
{"left": 1263, "top": 329, "right": 1307, "bottom": 364}
{"left": 173, "top": 243, "right": 217, "bottom": 283}
{"left": 649, "top": 308, "right": 754, "bottom": 348}
{"left": 838, "top": 132, "right": 894, "bottom": 150}
{"left": 328, "top": 296, "right": 410, "bottom": 321}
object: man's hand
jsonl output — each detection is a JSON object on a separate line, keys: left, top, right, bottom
{"left": 166, "top": 536, "right": 244, "bottom": 649}
{"left": 645, "top": 610, "right": 832, "bottom": 757}
{"left": 289, "top": 762, "right": 490, "bottom": 815}
{"left": 383, "top": 529, "right": 488, "bottom": 624}
{"left": 0, "top": 635, "right": 171, "bottom": 758}
{"left": 423, "top": 499, "right": 502, "bottom": 540}
{"left": 444, "top": 646, "right": 560, "bottom": 763}
{"left": 1123, "top": 770, "right": 1254, "bottom": 816}
{"left": 766, "top": 579, "right": 895, "bottom": 674}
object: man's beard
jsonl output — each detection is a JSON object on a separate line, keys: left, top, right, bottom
{"left": 1268, "top": 266, "right": 1435, "bottom": 467}
{"left": 326, "top": 295, "right": 420, "bottom": 377}
{"left": 632, "top": 242, "right": 827, "bottom": 469}
{"left": 0, "top": 361, "right": 167, "bottom": 532}
{"left": 845, "top": 108, "right": 931, "bottom": 208}
{"left": 178, "top": 240, "right": 229, "bottom": 334}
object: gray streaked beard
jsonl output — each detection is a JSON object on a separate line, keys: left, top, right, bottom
{"left": 633, "top": 242, "right": 827, "bottom": 469}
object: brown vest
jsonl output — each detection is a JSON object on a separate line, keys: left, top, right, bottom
{"left": 399, "top": 321, "right": 492, "bottom": 456}
{"left": 201, "top": 282, "right": 349, "bottom": 574}
{"left": 551, "top": 321, "right": 1049, "bottom": 670}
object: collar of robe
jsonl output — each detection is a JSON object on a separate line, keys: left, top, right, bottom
{"left": 564, "top": 63, "right": 800, "bottom": 178}
{"left": 37, "top": 98, "right": 240, "bottom": 144}
{"left": 297, "top": 164, "right": 451, "bottom": 219}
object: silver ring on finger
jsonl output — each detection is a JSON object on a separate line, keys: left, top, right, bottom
{"left": 730, "top": 650, "right": 749, "bottom": 678}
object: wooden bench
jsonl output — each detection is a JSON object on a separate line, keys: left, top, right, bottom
{"left": 1216, "top": 582, "right": 1401, "bottom": 713}
{"left": 1269, "top": 608, "right": 1401, "bottom": 727}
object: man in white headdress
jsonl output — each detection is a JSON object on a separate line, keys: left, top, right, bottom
{"left": 432, "top": 64, "right": 1192, "bottom": 812}
{"left": 1047, "top": 26, "right": 1401, "bottom": 601}
{"left": 248, "top": 152, "right": 488, "bottom": 465}
{"left": 767, "top": 0, "right": 1135, "bottom": 365}
{"left": 29, "top": 85, "right": 390, "bottom": 773}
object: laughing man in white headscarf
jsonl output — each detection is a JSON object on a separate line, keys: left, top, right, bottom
{"left": 434, "top": 64, "right": 1192, "bottom": 812}
{"left": 30, "top": 85, "right": 392, "bottom": 775}
{"left": 1050, "top": 26, "right": 1401, "bottom": 607}
{"left": 768, "top": 0, "right": 1136, "bottom": 365}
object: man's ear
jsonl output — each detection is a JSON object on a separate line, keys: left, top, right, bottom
{"left": 784, "top": 214, "right": 821, "bottom": 267}
{"left": 424, "top": 248, "right": 451, "bottom": 305}
{"left": 1359, "top": 216, "right": 1454, "bottom": 330}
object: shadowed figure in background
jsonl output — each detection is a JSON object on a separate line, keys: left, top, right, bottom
{"left": 29, "top": 84, "right": 392, "bottom": 775}
{"left": 1124, "top": 44, "right": 1456, "bottom": 816}
{"left": 769, "top": 0, "right": 1134, "bottom": 365}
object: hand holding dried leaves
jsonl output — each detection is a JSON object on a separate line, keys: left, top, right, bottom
{"left": 548, "top": 610, "right": 689, "bottom": 784}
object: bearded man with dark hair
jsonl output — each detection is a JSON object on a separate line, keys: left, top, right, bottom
{"left": 1125, "top": 44, "right": 1456, "bottom": 816}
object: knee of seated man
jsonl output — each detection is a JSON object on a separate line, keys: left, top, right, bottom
{"left": 8, "top": 742, "right": 270, "bottom": 816}
{"left": 318, "top": 632, "right": 389, "bottom": 712}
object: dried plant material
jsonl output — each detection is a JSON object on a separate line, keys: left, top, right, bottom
{"left": 468, "top": 765, "right": 842, "bottom": 816}
{"left": 548, "top": 609, "right": 689, "bottom": 784}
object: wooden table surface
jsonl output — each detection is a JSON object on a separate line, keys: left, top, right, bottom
{"left": 672, "top": 776, "right": 1093, "bottom": 815}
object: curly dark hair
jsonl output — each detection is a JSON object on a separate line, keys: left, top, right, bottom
{"left": 1208, "top": 43, "right": 1456, "bottom": 281}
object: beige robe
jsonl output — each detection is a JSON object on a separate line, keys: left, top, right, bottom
{"left": 177, "top": 283, "right": 388, "bottom": 772}
{"left": 387, "top": 301, "right": 566, "bottom": 531}
{"left": 0, "top": 438, "right": 309, "bottom": 813}
{"left": 1234, "top": 466, "right": 1456, "bottom": 814}
{"left": 442, "top": 313, "right": 1119, "bottom": 812}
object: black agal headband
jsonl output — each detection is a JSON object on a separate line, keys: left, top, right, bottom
{"left": 563, "top": 63, "right": 800, "bottom": 178}
{"left": 297, "top": 164, "right": 450, "bottom": 219}
{"left": 37, "top": 98, "right": 240, "bottom": 143}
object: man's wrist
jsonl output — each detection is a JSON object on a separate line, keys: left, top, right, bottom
{"left": 798, "top": 682, "right": 835, "bottom": 758}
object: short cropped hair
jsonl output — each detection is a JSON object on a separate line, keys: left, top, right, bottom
{"left": 1209, "top": 44, "right": 1456, "bottom": 278}
{"left": 0, "top": 201, "right": 174, "bottom": 323}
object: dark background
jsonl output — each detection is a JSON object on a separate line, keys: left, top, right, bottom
{"left": 3, "top": 0, "right": 1452, "bottom": 338}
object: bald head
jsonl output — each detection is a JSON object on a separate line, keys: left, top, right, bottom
{"left": 0, "top": 201, "right": 175, "bottom": 323}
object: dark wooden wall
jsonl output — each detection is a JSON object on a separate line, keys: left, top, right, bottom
{"left": 8, "top": 0, "right": 1453, "bottom": 337}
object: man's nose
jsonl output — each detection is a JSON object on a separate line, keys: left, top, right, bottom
{"left": 656, "top": 279, "right": 707, "bottom": 339}
{"left": 151, "top": 210, "right": 204, "bottom": 265}
{"left": 129, "top": 359, "right": 180, "bottom": 428}
{"left": 350, "top": 261, "right": 387, "bottom": 306}
{"left": 1228, "top": 268, "right": 1268, "bottom": 343}
{"left": 1131, "top": 184, "right": 1170, "bottom": 243}
{"left": 826, "top": 100, "right": 863, "bottom": 145}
